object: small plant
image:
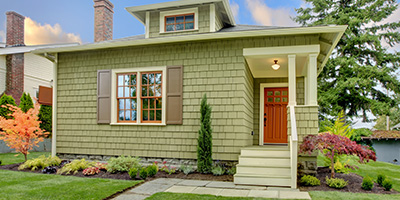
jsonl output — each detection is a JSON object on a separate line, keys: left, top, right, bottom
{"left": 300, "top": 175, "right": 321, "bottom": 186}
{"left": 83, "top": 167, "right": 100, "bottom": 176}
{"left": 211, "top": 165, "right": 224, "bottom": 176}
{"left": 325, "top": 177, "right": 348, "bottom": 189}
{"left": 361, "top": 176, "right": 374, "bottom": 190}
{"left": 42, "top": 166, "right": 57, "bottom": 174}
{"left": 382, "top": 179, "right": 393, "bottom": 191}
{"left": 129, "top": 167, "right": 138, "bottom": 179}
{"left": 57, "top": 159, "right": 95, "bottom": 175}
{"left": 160, "top": 161, "right": 177, "bottom": 175}
{"left": 180, "top": 164, "right": 194, "bottom": 175}
{"left": 377, "top": 174, "right": 386, "bottom": 186}
{"left": 226, "top": 166, "right": 236, "bottom": 175}
{"left": 18, "top": 155, "right": 61, "bottom": 171}
{"left": 333, "top": 160, "right": 350, "bottom": 174}
{"left": 95, "top": 162, "right": 107, "bottom": 171}
{"left": 147, "top": 164, "right": 158, "bottom": 177}
{"left": 139, "top": 167, "right": 148, "bottom": 179}
{"left": 106, "top": 156, "right": 140, "bottom": 173}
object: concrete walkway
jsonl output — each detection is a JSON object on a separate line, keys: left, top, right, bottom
{"left": 113, "top": 178, "right": 311, "bottom": 200}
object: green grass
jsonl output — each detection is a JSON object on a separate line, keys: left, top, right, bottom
{"left": 0, "top": 169, "right": 141, "bottom": 200}
{"left": 309, "top": 191, "right": 400, "bottom": 200}
{"left": 0, "top": 152, "right": 50, "bottom": 165}
{"left": 145, "top": 192, "right": 276, "bottom": 200}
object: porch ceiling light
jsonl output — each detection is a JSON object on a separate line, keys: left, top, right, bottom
{"left": 271, "top": 60, "right": 280, "bottom": 70}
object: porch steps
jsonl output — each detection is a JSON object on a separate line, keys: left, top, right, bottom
{"left": 234, "top": 146, "right": 293, "bottom": 187}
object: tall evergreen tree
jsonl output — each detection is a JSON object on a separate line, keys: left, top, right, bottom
{"left": 19, "top": 93, "right": 34, "bottom": 113}
{"left": 197, "top": 94, "right": 213, "bottom": 173}
{"left": 0, "top": 94, "right": 16, "bottom": 119}
{"left": 38, "top": 105, "right": 52, "bottom": 135}
{"left": 294, "top": 0, "right": 400, "bottom": 121}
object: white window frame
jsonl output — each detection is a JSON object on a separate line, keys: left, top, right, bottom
{"left": 159, "top": 8, "right": 199, "bottom": 33}
{"left": 110, "top": 66, "right": 167, "bottom": 126}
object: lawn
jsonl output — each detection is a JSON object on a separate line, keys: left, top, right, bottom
{"left": 146, "top": 192, "right": 276, "bottom": 200}
{"left": 0, "top": 151, "right": 50, "bottom": 165}
{"left": 309, "top": 191, "right": 400, "bottom": 200}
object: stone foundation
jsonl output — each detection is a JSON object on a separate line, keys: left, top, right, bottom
{"left": 297, "top": 152, "right": 318, "bottom": 177}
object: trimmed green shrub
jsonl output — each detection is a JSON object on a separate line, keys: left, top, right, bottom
{"left": 180, "top": 164, "right": 194, "bottom": 175}
{"left": 377, "top": 174, "right": 386, "bottom": 186}
{"left": 38, "top": 105, "right": 52, "bottom": 135}
{"left": 382, "top": 179, "right": 393, "bottom": 191}
{"left": 129, "top": 167, "right": 138, "bottom": 179}
{"left": 211, "top": 165, "right": 224, "bottom": 176}
{"left": 361, "top": 176, "right": 374, "bottom": 190}
{"left": 106, "top": 156, "right": 140, "bottom": 173}
{"left": 197, "top": 94, "right": 213, "bottom": 173}
{"left": 57, "top": 159, "right": 95, "bottom": 175}
{"left": 0, "top": 94, "right": 16, "bottom": 119}
{"left": 300, "top": 175, "right": 321, "bottom": 186}
{"left": 139, "top": 167, "right": 148, "bottom": 179}
{"left": 18, "top": 155, "right": 61, "bottom": 171}
{"left": 19, "top": 93, "right": 34, "bottom": 112}
{"left": 333, "top": 160, "right": 350, "bottom": 174}
{"left": 326, "top": 177, "right": 348, "bottom": 189}
{"left": 147, "top": 164, "right": 158, "bottom": 177}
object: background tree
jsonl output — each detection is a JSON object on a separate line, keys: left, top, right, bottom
{"left": 0, "top": 103, "right": 48, "bottom": 161}
{"left": 38, "top": 105, "right": 52, "bottom": 135}
{"left": 294, "top": 0, "right": 400, "bottom": 121}
{"left": 19, "top": 93, "right": 34, "bottom": 113}
{"left": 197, "top": 94, "right": 213, "bottom": 173}
{"left": 0, "top": 94, "right": 16, "bottom": 119}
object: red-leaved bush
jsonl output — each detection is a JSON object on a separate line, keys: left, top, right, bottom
{"left": 300, "top": 132, "right": 376, "bottom": 178}
{"left": 83, "top": 167, "right": 100, "bottom": 176}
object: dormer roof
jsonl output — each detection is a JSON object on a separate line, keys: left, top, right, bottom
{"left": 126, "top": 0, "right": 235, "bottom": 26}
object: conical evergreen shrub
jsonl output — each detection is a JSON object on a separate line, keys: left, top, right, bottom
{"left": 197, "top": 94, "right": 213, "bottom": 173}
{"left": 0, "top": 94, "right": 16, "bottom": 119}
{"left": 19, "top": 93, "right": 34, "bottom": 112}
{"left": 38, "top": 105, "right": 52, "bottom": 136}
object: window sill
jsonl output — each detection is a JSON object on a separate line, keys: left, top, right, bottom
{"left": 160, "top": 29, "right": 199, "bottom": 34}
{"left": 110, "top": 122, "right": 166, "bottom": 126}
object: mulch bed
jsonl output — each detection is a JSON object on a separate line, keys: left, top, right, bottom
{"left": 0, "top": 162, "right": 233, "bottom": 182}
{"left": 300, "top": 167, "right": 398, "bottom": 194}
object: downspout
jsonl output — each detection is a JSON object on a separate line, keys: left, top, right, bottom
{"left": 44, "top": 53, "right": 58, "bottom": 157}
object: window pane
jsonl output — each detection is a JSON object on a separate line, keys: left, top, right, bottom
{"left": 150, "top": 98, "right": 155, "bottom": 109}
{"left": 176, "top": 16, "right": 184, "bottom": 23}
{"left": 124, "top": 87, "right": 129, "bottom": 97}
{"left": 149, "top": 73, "right": 155, "bottom": 84}
{"left": 118, "top": 87, "right": 123, "bottom": 98}
{"left": 118, "top": 75, "right": 124, "bottom": 86}
{"left": 142, "top": 86, "right": 148, "bottom": 97}
{"left": 156, "top": 98, "right": 162, "bottom": 108}
{"left": 186, "top": 15, "right": 194, "bottom": 22}
{"left": 166, "top": 25, "right": 174, "bottom": 32}
{"left": 267, "top": 91, "right": 273, "bottom": 96}
{"left": 267, "top": 98, "right": 273, "bottom": 102}
{"left": 142, "top": 74, "right": 148, "bottom": 85}
{"left": 131, "top": 99, "right": 137, "bottom": 109}
{"left": 119, "top": 111, "right": 124, "bottom": 121}
{"left": 282, "top": 91, "right": 288, "bottom": 96}
{"left": 119, "top": 99, "right": 124, "bottom": 109}
{"left": 125, "top": 99, "right": 131, "bottom": 109}
{"left": 143, "top": 99, "right": 148, "bottom": 109}
{"left": 156, "top": 110, "right": 162, "bottom": 121}
{"left": 125, "top": 110, "right": 131, "bottom": 121}
{"left": 143, "top": 110, "right": 148, "bottom": 121}
{"left": 155, "top": 85, "right": 161, "bottom": 97}
{"left": 185, "top": 23, "right": 194, "bottom": 30}
{"left": 149, "top": 86, "right": 155, "bottom": 96}
{"left": 275, "top": 98, "right": 281, "bottom": 102}
{"left": 130, "top": 74, "right": 136, "bottom": 85}
{"left": 282, "top": 97, "right": 288, "bottom": 102}
{"left": 150, "top": 110, "right": 155, "bottom": 120}
{"left": 176, "top": 23, "right": 184, "bottom": 30}
{"left": 130, "top": 86, "right": 136, "bottom": 97}
{"left": 155, "top": 73, "right": 162, "bottom": 84}
{"left": 274, "top": 91, "right": 280, "bottom": 96}
{"left": 124, "top": 75, "right": 130, "bottom": 85}
{"left": 132, "top": 110, "right": 137, "bottom": 121}
{"left": 166, "top": 17, "right": 174, "bottom": 24}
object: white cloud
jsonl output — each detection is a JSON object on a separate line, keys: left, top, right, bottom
{"left": 245, "top": 0, "right": 298, "bottom": 27}
{"left": 0, "top": 30, "right": 5, "bottom": 43}
{"left": 25, "top": 17, "right": 82, "bottom": 45}
{"left": 230, "top": 1, "right": 240, "bottom": 21}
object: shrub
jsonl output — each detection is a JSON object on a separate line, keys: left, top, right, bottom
{"left": 19, "top": 93, "right": 34, "bottom": 113}
{"left": 38, "top": 105, "right": 52, "bottom": 136}
{"left": 129, "top": 167, "right": 138, "bottom": 179}
{"left": 147, "top": 164, "right": 158, "bottom": 177}
{"left": 0, "top": 94, "right": 16, "bottom": 119}
{"left": 18, "top": 155, "right": 61, "bottom": 171}
{"left": 300, "top": 175, "right": 321, "bottom": 186}
{"left": 162, "top": 165, "right": 177, "bottom": 175}
{"left": 325, "top": 177, "right": 348, "bottom": 189}
{"left": 42, "top": 166, "right": 57, "bottom": 174}
{"left": 83, "top": 167, "right": 100, "bottom": 176}
{"left": 180, "top": 165, "right": 194, "bottom": 175}
{"left": 197, "top": 94, "right": 213, "bottom": 173}
{"left": 57, "top": 159, "right": 95, "bottom": 175}
{"left": 95, "top": 162, "right": 107, "bottom": 171}
{"left": 211, "top": 165, "right": 224, "bottom": 176}
{"left": 382, "top": 179, "right": 393, "bottom": 191}
{"left": 106, "top": 156, "right": 140, "bottom": 173}
{"left": 139, "top": 167, "right": 148, "bottom": 179}
{"left": 361, "top": 176, "right": 374, "bottom": 190}
{"left": 377, "top": 174, "right": 386, "bottom": 186}
{"left": 226, "top": 166, "right": 236, "bottom": 175}
{"left": 333, "top": 160, "right": 350, "bottom": 174}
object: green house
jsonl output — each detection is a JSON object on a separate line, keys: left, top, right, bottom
{"left": 34, "top": 0, "right": 346, "bottom": 188}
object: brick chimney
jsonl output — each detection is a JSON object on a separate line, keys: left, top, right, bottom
{"left": 5, "top": 11, "right": 25, "bottom": 104}
{"left": 94, "top": 0, "right": 114, "bottom": 42}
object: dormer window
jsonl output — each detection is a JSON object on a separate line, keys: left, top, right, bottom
{"left": 165, "top": 14, "right": 194, "bottom": 32}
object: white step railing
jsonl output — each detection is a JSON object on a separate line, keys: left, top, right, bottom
{"left": 289, "top": 105, "right": 298, "bottom": 189}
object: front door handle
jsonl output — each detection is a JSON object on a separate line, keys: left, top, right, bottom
{"left": 264, "top": 113, "right": 267, "bottom": 127}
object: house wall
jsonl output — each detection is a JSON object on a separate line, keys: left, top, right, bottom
{"left": 24, "top": 53, "right": 53, "bottom": 100}
{"left": 215, "top": 9, "right": 224, "bottom": 31}
{"left": 0, "top": 55, "right": 6, "bottom": 94}
{"left": 56, "top": 34, "right": 319, "bottom": 161}
{"left": 149, "top": 4, "right": 210, "bottom": 38}
{"left": 372, "top": 140, "right": 400, "bottom": 164}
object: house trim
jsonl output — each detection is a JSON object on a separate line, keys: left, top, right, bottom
{"left": 51, "top": 53, "right": 58, "bottom": 157}
{"left": 259, "top": 82, "right": 289, "bottom": 146}
{"left": 159, "top": 8, "right": 199, "bottom": 34}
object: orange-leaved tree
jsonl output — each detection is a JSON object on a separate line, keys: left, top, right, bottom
{"left": 0, "top": 103, "right": 49, "bottom": 161}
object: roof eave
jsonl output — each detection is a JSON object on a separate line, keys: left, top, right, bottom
{"left": 318, "top": 25, "right": 347, "bottom": 75}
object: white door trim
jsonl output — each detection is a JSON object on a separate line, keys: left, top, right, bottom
{"left": 259, "top": 83, "right": 289, "bottom": 145}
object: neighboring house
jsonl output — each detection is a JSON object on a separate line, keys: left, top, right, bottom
{"left": 34, "top": 0, "right": 346, "bottom": 188}
{"left": 0, "top": 11, "right": 78, "bottom": 105}
{"left": 362, "top": 130, "right": 400, "bottom": 165}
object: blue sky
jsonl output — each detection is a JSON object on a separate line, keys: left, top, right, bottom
{"left": 0, "top": 0, "right": 305, "bottom": 44}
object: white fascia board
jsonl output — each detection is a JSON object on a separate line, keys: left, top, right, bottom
{"left": 33, "top": 25, "right": 348, "bottom": 55}
{"left": 221, "top": 0, "right": 236, "bottom": 25}
{"left": 318, "top": 29, "right": 345, "bottom": 74}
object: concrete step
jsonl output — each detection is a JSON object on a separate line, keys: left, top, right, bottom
{"left": 234, "top": 173, "right": 291, "bottom": 187}
{"left": 238, "top": 156, "right": 290, "bottom": 167}
{"left": 240, "top": 149, "right": 290, "bottom": 157}
{"left": 236, "top": 164, "right": 291, "bottom": 176}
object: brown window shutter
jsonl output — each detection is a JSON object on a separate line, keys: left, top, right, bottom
{"left": 166, "top": 65, "right": 183, "bottom": 125}
{"left": 38, "top": 86, "right": 53, "bottom": 106}
{"left": 97, "top": 70, "right": 111, "bottom": 124}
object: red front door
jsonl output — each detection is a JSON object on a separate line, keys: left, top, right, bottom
{"left": 264, "top": 87, "right": 288, "bottom": 144}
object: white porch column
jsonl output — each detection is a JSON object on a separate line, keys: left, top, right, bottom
{"left": 307, "top": 54, "right": 318, "bottom": 105}
{"left": 288, "top": 55, "right": 296, "bottom": 106}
